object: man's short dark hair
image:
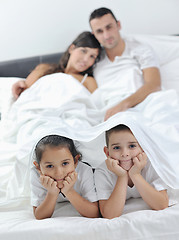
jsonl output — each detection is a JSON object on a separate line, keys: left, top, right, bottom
{"left": 105, "top": 124, "right": 131, "bottom": 147}
{"left": 89, "top": 7, "right": 117, "bottom": 23}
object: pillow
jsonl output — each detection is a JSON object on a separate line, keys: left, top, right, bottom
{"left": 131, "top": 34, "right": 179, "bottom": 66}
{"left": 160, "top": 58, "right": 179, "bottom": 95}
{"left": 130, "top": 34, "right": 179, "bottom": 96}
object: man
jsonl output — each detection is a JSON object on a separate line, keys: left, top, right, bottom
{"left": 89, "top": 7, "right": 161, "bottom": 120}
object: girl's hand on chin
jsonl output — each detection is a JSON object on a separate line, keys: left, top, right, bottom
{"left": 40, "top": 175, "right": 60, "bottom": 195}
{"left": 61, "top": 171, "right": 78, "bottom": 196}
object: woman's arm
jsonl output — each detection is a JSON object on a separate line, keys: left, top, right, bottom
{"left": 83, "top": 76, "right": 98, "bottom": 93}
{"left": 71, "top": 73, "right": 97, "bottom": 93}
{"left": 12, "top": 63, "right": 51, "bottom": 99}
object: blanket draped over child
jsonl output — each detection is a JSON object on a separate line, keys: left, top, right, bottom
{"left": 0, "top": 43, "right": 179, "bottom": 207}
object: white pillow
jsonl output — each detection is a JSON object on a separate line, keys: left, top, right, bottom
{"left": 130, "top": 34, "right": 179, "bottom": 96}
{"left": 160, "top": 58, "right": 179, "bottom": 95}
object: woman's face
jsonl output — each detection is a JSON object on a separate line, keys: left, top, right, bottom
{"left": 39, "top": 146, "right": 77, "bottom": 188}
{"left": 66, "top": 46, "right": 99, "bottom": 73}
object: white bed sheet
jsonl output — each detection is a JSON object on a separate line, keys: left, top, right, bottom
{"left": 0, "top": 34, "right": 179, "bottom": 240}
{"left": 0, "top": 195, "right": 179, "bottom": 240}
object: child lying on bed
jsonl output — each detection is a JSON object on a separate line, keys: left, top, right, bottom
{"left": 31, "top": 134, "right": 99, "bottom": 220}
{"left": 95, "top": 124, "right": 169, "bottom": 219}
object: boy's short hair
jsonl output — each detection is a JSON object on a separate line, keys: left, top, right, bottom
{"left": 89, "top": 7, "right": 118, "bottom": 23}
{"left": 105, "top": 124, "right": 131, "bottom": 147}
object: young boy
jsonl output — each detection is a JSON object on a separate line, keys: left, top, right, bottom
{"left": 94, "top": 124, "right": 169, "bottom": 219}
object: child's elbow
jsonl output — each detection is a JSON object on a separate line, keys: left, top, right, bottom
{"left": 153, "top": 198, "right": 169, "bottom": 211}
{"left": 100, "top": 208, "right": 122, "bottom": 219}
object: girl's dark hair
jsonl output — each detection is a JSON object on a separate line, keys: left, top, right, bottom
{"left": 35, "top": 135, "right": 82, "bottom": 164}
{"left": 89, "top": 7, "right": 118, "bottom": 23}
{"left": 44, "top": 31, "right": 101, "bottom": 77}
{"left": 105, "top": 124, "right": 131, "bottom": 147}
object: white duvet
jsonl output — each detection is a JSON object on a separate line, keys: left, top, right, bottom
{"left": 0, "top": 34, "right": 179, "bottom": 240}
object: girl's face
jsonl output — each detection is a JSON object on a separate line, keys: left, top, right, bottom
{"left": 66, "top": 46, "right": 99, "bottom": 73}
{"left": 39, "top": 146, "right": 77, "bottom": 188}
{"left": 104, "top": 130, "right": 143, "bottom": 171}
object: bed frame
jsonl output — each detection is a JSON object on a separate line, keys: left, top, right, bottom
{"left": 0, "top": 52, "right": 63, "bottom": 78}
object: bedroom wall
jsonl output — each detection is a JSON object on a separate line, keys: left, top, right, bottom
{"left": 0, "top": 0, "right": 178, "bottom": 62}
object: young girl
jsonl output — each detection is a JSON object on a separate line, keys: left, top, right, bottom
{"left": 12, "top": 31, "right": 101, "bottom": 99}
{"left": 95, "top": 124, "right": 169, "bottom": 219}
{"left": 31, "top": 134, "right": 99, "bottom": 220}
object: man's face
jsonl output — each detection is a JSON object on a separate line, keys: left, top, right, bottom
{"left": 90, "top": 13, "right": 121, "bottom": 50}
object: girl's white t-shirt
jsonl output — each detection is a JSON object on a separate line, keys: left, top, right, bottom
{"left": 30, "top": 161, "right": 97, "bottom": 207}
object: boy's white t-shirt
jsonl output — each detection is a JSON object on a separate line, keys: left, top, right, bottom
{"left": 95, "top": 160, "right": 177, "bottom": 206}
{"left": 94, "top": 36, "right": 160, "bottom": 88}
{"left": 30, "top": 161, "right": 97, "bottom": 207}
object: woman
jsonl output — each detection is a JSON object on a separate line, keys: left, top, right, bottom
{"left": 12, "top": 31, "right": 101, "bottom": 99}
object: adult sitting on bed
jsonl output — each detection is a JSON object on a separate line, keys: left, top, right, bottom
{"left": 12, "top": 31, "right": 101, "bottom": 99}
{"left": 89, "top": 7, "right": 161, "bottom": 120}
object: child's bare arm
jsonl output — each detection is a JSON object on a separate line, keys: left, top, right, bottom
{"left": 129, "top": 153, "right": 169, "bottom": 210}
{"left": 61, "top": 171, "right": 99, "bottom": 218}
{"left": 33, "top": 175, "right": 60, "bottom": 220}
{"left": 99, "top": 174, "right": 128, "bottom": 219}
{"left": 65, "top": 190, "right": 99, "bottom": 218}
{"left": 98, "top": 157, "right": 128, "bottom": 219}
{"left": 33, "top": 190, "right": 59, "bottom": 220}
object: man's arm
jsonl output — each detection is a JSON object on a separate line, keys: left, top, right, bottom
{"left": 104, "top": 67, "right": 161, "bottom": 120}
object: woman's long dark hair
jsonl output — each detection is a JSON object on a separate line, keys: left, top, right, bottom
{"left": 45, "top": 31, "right": 101, "bottom": 77}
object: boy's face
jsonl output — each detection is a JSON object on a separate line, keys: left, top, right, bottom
{"left": 38, "top": 146, "right": 77, "bottom": 188}
{"left": 104, "top": 130, "right": 143, "bottom": 170}
{"left": 90, "top": 13, "right": 121, "bottom": 50}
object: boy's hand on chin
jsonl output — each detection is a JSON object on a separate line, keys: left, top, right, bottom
{"left": 129, "top": 152, "right": 147, "bottom": 177}
{"left": 105, "top": 157, "right": 127, "bottom": 177}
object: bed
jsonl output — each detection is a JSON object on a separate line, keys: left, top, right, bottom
{"left": 0, "top": 34, "right": 179, "bottom": 240}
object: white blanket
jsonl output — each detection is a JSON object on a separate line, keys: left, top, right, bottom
{"left": 0, "top": 70, "right": 179, "bottom": 205}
